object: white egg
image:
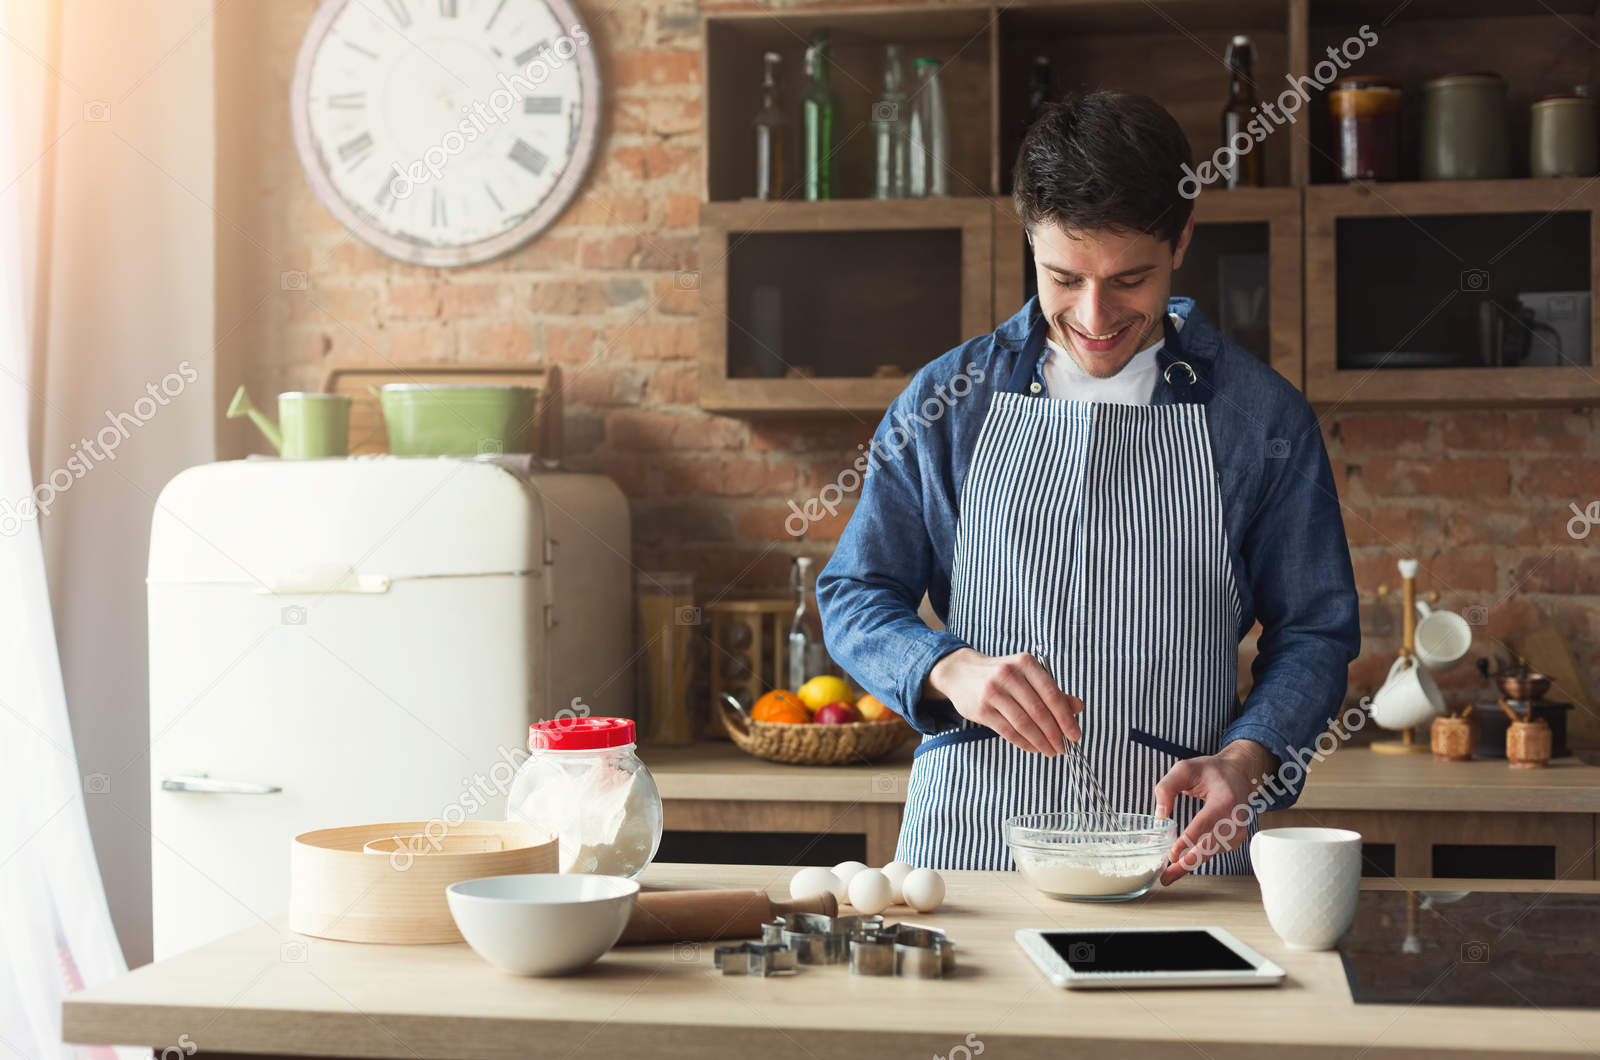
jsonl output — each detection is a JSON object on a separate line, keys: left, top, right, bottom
{"left": 901, "top": 867, "right": 945, "bottom": 913}
{"left": 832, "top": 860, "right": 868, "bottom": 890}
{"left": 880, "top": 860, "right": 914, "bottom": 903}
{"left": 846, "top": 868, "right": 893, "bottom": 915}
{"left": 789, "top": 866, "right": 843, "bottom": 903}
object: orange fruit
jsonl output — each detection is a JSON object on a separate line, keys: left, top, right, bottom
{"left": 752, "top": 689, "right": 806, "bottom": 722}
{"left": 761, "top": 703, "right": 812, "bottom": 725}
{"left": 856, "top": 694, "right": 895, "bottom": 722}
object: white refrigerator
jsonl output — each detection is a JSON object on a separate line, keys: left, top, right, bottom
{"left": 147, "top": 457, "right": 631, "bottom": 958}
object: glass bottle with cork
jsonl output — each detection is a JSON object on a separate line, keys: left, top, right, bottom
{"left": 752, "top": 51, "right": 787, "bottom": 201}
{"left": 801, "top": 29, "right": 837, "bottom": 201}
{"left": 1221, "top": 34, "right": 1263, "bottom": 188}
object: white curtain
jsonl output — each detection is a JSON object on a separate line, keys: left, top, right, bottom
{"left": 0, "top": 12, "right": 128, "bottom": 1059}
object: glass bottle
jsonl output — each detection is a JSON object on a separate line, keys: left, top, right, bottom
{"left": 752, "top": 51, "right": 787, "bottom": 201}
{"left": 908, "top": 58, "right": 949, "bottom": 197}
{"left": 1026, "top": 55, "right": 1054, "bottom": 128}
{"left": 1221, "top": 35, "right": 1262, "bottom": 188}
{"left": 786, "top": 556, "right": 828, "bottom": 690}
{"left": 872, "top": 44, "right": 910, "bottom": 199}
{"left": 801, "top": 30, "right": 837, "bottom": 201}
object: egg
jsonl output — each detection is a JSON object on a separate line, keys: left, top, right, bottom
{"left": 901, "top": 867, "right": 945, "bottom": 913}
{"left": 880, "top": 860, "right": 914, "bottom": 903}
{"left": 846, "top": 868, "right": 893, "bottom": 915}
{"left": 832, "top": 860, "right": 868, "bottom": 890}
{"left": 789, "top": 866, "right": 844, "bottom": 903}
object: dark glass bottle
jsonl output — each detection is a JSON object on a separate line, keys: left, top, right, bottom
{"left": 801, "top": 30, "right": 838, "bottom": 201}
{"left": 1221, "top": 34, "right": 1263, "bottom": 188}
{"left": 753, "top": 51, "right": 786, "bottom": 200}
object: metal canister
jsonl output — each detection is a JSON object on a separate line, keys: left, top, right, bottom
{"left": 1328, "top": 77, "right": 1403, "bottom": 181}
{"left": 1531, "top": 92, "right": 1598, "bottom": 178}
{"left": 1420, "top": 72, "right": 1510, "bottom": 181}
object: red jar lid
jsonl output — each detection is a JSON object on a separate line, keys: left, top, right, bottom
{"left": 529, "top": 716, "right": 636, "bottom": 750}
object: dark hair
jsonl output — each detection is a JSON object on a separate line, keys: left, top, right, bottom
{"left": 1012, "top": 90, "right": 1194, "bottom": 249}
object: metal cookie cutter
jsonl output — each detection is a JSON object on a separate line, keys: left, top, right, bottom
{"left": 713, "top": 942, "right": 797, "bottom": 976}
{"left": 770, "top": 911, "right": 885, "bottom": 965}
{"left": 851, "top": 922, "right": 955, "bottom": 979}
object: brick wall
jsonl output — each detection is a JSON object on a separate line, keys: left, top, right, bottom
{"left": 218, "top": 1, "right": 1600, "bottom": 719}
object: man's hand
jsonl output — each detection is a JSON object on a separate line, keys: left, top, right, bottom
{"left": 1153, "top": 740, "right": 1277, "bottom": 886}
{"left": 923, "top": 648, "right": 1083, "bottom": 755}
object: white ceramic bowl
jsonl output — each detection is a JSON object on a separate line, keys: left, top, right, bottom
{"left": 446, "top": 873, "right": 639, "bottom": 976}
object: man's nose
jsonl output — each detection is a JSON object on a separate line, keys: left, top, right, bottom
{"left": 1076, "top": 286, "right": 1116, "bottom": 333}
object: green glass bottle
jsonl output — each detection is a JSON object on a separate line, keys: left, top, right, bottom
{"left": 802, "top": 29, "right": 837, "bottom": 201}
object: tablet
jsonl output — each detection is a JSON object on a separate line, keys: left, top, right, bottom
{"left": 1015, "top": 927, "right": 1286, "bottom": 989}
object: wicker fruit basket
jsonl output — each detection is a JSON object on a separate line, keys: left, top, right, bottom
{"left": 717, "top": 695, "right": 915, "bottom": 765}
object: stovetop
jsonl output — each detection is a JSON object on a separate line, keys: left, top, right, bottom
{"left": 1339, "top": 890, "right": 1600, "bottom": 1008}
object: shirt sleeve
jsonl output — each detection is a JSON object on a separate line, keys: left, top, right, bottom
{"left": 1220, "top": 400, "right": 1362, "bottom": 810}
{"left": 817, "top": 383, "right": 968, "bottom": 735}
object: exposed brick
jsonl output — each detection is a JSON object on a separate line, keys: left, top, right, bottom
{"left": 607, "top": 409, "right": 745, "bottom": 451}
{"left": 438, "top": 283, "right": 506, "bottom": 318}
{"left": 636, "top": 234, "right": 699, "bottom": 272}
{"left": 295, "top": 285, "right": 376, "bottom": 325}
{"left": 1423, "top": 551, "right": 1499, "bottom": 594}
{"left": 1333, "top": 413, "right": 1429, "bottom": 453}
{"left": 737, "top": 501, "right": 854, "bottom": 543}
{"left": 325, "top": 239, "right": 391, "bottom": 272}
{"left": 385, "top": 282, "right": 441, "bottom": 319}
{"left": 663, "top": 193, "right": 700, "bottom": 229}
{"left": 1340, "top": 505, "right": 1443, "bottom": 549}
{"left": 1442, "top": 410, "right": 1590, "bottom": 453}
{"left": 607, "top": 321, "right": 697, "bottom": 360}
{"left": 457, "top": 322, "right": 531, "bottom": 362}
{"left": 1510, "top": 549, "right": 1600, "bottom": 595}
{"left": 645, "top": 363, "right": 699, "bottom": 406}
{"left": 613, "top": 96, "right": 702, "bottom": 137}
{"left": 493, "top": 235, "right": 578, "bottom": 271}
{"left": 386, "top": 323, "right": 455, "bottom": 361}
{"left": 562, "top": 193, "right": 651, "bottom": 227}
{"left": 665, "top": 459, "right": 795, "bottom": 497}
{"left": 564, "top": 363, "right": 646, "bottom": 406}
{"left": 655, "top": 276, "right": 702, "bottom": 315}
{"left": 580, "top": 234, "right": 640, "bottom": 269}
{"left": 1361, "top": 459, "right": 1510, "bottom": 499}
{"left": 608, "top": 144, "right": 698, "bottom": 182}
{"left": 633, "top": 503, "right": 735, "bottom": 547}
{"left": 1518, "top": 458, "right": 1600, "bottom": 500}
{"left": 543, "top": 323, "right": 598, "bottom": 365}
{"left": 612, "top": 49, "right": 701, "bottom": 88}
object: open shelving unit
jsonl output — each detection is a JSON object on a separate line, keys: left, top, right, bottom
{"left": 698, "top": 0, "right": 1600, "bottom": 415}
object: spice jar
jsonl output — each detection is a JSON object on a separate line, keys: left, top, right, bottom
{"left": 1421, "top": 73, "right": 1510, "bottom": 181}
{"left": 1531, "top": 92, "right": 1598, "bottom": 178}
{"left": 1329, "top": 77, "right": 1403, "bottom": 181}
{"left": 1430, "top": 714, "right": 1474, "bottom": 762}
{"left": 1506, "top": 717, "right": 1552, "bottom": 769}
{"left": 507, "top": 717, "right": 663, "bottom": 877}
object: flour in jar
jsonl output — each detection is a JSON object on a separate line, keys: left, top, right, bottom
{"left": 510, "top": 759, "right": 659, "bottom": 876}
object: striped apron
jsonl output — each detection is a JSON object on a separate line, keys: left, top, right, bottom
{"left": 896, "top": 313, "right": 1251, "bottom": 874}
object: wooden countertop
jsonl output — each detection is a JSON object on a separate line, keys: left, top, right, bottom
{"left": 645, "top": 742, "right": 1600, "bottom": 812}
{"left": 65, "top": 864, "right": 1600, "bottom": 1060}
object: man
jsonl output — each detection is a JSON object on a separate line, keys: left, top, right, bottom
{"left": 817, "top": 90, "right": 1360, "bottom": 882}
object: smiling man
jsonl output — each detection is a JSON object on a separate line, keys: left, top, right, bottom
{"left": 817, "top": 90, "right": 1361, "bottom": 883}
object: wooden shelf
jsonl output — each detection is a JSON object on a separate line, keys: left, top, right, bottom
{"left": 1305, "top": 178, "right": 1600, "bottom": 406}
{"left": 697, "top": 198, "right": 996, "bottom": 415}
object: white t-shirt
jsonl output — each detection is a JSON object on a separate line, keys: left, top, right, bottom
{"left": 1042, "top": 314, "right": 1183, "bottom": 404}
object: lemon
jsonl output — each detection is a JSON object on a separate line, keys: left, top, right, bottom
{"left": 797, "top": 675, "right": 853, "bottom": 713}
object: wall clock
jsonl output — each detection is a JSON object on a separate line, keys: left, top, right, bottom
{"left": 291, "top": 0, "right": 601, "bottom": 268}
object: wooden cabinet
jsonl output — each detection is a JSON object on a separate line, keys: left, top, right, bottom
{"left": 698, "top": 0, "right": 1600, "bottom": 415}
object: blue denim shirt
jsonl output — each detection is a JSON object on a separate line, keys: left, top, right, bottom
{"left": 816, "top": 296, "right": 1361, "bottom": 810}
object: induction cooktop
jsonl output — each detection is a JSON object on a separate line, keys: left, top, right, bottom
{"left": 1339, "top": 890, "right": 1600, "bottom": 1009}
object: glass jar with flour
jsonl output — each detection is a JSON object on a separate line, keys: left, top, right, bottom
{"left": 507, "top": 717, "right": 662, "bottom": 878}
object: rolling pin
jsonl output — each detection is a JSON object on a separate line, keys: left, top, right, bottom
{"left": 617, "top": 888, "right": 838, "bottom": 945}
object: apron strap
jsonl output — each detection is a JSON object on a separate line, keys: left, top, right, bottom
{"left": 1005, "top": 310, "right": 1213, "bottom": 405}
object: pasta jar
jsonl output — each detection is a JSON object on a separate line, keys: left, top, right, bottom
{"left": 1329, "top": 76, "right": 1402, "bottom": 181}
{"left": 1420, "top": 72, "right": 1510, "bottom": 181}
{"left": 506, "top": 717, "right": 663, "bottom": 878}
{"left": 1531, "top": 92, "right": 1598, "bottom": 178}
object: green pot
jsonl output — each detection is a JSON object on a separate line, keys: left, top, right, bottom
{"left": 377, "top": 384, "right": 541, "bottom": 456}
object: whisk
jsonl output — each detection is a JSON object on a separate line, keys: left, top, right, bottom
{"left": 1031, "top": 646, "right": 1117, "bottom": 832}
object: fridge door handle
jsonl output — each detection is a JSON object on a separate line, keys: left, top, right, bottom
{"left": 160, "top": 773, "right": 283, "bottom": 795}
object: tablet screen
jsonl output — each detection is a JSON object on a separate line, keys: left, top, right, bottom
{"left": 1043, "top": 930, "right": 1257, "bottom": 974}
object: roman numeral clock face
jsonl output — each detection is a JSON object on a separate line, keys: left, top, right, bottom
{"left": 291, "top": 0, "right": 601, "bottom": 267}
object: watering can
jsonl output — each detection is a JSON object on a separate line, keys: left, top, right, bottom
{"left": 227, "top": 385, "right": 350, "bottom": 459}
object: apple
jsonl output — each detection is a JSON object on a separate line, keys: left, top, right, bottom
{"left": 856, "top": 694, "right": 893, "bottom": 722}
{"left": 814, "top": 701, "right": 863, "bottom": 724}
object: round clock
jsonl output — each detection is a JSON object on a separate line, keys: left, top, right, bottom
{"left": 291, "top": 0, "right": 601, "bottom": 267}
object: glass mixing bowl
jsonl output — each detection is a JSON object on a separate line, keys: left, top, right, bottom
{"left": 1004, "top": 812, "right": 1177, "bottom": 903}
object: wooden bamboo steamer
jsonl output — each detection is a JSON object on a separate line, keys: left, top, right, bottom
{"left": 717, "top": 698, "right": 915, "bottom": 765}
{"left": 290, "top": 820, "right": 557, "bottom": 944}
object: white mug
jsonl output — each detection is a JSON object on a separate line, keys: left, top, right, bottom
{"left": 1414, "top": 602, "right": 1472, "bottom": 672}
{"left": 1249, "top": 827, "right": 1363, "bottom": 950}
{"left": 1370, "top": 655, "right": 1445, "bottom": 731}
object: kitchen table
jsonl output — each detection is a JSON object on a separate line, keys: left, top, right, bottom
{"left": 65, "top": 864, "right": 1600, "bottom": 1059}
{"left": 647, "top": 743, "right": 1600, "bottom": 877}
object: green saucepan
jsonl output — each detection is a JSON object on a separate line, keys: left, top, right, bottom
{"left": 376, "top": 384, "right": 541, "bottom": 456}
